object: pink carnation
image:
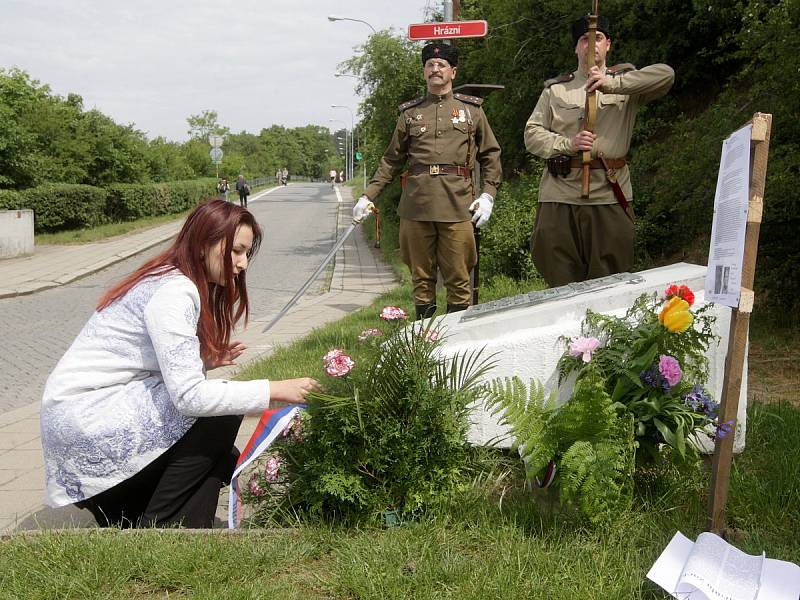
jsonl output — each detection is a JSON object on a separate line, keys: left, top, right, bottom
{"left": 358, "top": 328, "right": 383, "bottom": 342}
{"left": 568, "top": 336, "right": 601, "bottom": 363}
{"left": 420, "top": 329, "right": 441, "bottom": 342}
{"left": 658, "top": 355, "right": 682, "bottom": 387}
{"left": 325, "top": 353, "right": 355, "bottom": 377}
{"left": 248, "top": 474, "right": 266, "bottom": 497}
{"left": 379, "top": 306, "right": 409, "bottom": 321}
{"left": 264, "top": 455, "right": 282, "bottom": 483}
{"left": 322, "top": 348, "right": 344, "bottom": 365}
{"left": 282, "top": 414, "right": 304, "bottom": 442}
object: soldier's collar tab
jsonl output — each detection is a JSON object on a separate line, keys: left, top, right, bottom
{"left": 427, "top": 90, "right": 454, "bottom": 102}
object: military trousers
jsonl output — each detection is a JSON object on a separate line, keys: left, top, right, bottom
{"left": 530, "top": 202, "right": 634, "bottom": 287}
{"left": 399, "top": 218, "right": 477, "bottom": 307}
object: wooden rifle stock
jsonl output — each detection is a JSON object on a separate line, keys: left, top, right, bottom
{"left": 581, "top": 3, "right": 600, "bottom": 198}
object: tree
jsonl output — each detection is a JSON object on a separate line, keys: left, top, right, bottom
{"left": 186, "top": 109, "right": 230, "bottom": 141}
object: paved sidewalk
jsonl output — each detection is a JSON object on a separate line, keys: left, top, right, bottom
{"left": 0, "top": 185, "right": 397, "bottom": 533}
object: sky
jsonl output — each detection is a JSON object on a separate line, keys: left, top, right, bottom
{"left": 1, "top": 0, "right": 432, "bottom": 142}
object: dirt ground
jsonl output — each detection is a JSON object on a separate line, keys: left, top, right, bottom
{"left": 747, "top": 314, "right": 799, "bottom": 406}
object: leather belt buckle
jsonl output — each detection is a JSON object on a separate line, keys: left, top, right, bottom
{"left": 429, "top": 165, "right": 440, "bottom": 175}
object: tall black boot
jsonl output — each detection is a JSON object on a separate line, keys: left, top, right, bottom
{"left": 415, "top": 304, "right": 437, "bottom": 320}
{"left": 446, "top": 303, "right": 469, "bottom": 314}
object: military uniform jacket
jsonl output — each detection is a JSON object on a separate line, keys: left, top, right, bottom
{"left": 364, "top": 91, "right": 502, "bottom": 222}
{"left": 524, "top": 63, "right": 674, "bottom": 205}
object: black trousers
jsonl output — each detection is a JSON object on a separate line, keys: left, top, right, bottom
{"left": 77, "top": 415, "right": 243, "bottom": 529}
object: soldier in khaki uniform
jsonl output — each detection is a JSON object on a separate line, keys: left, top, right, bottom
{"left": 524, "top": 15, "right": 674, "bottom": 287}
{"left": 353, "top": 42, "right": 502, "bottom": 320}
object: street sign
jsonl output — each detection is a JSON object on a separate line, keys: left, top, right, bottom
{"left": 208, "top": 134, "right": 224, "bottom": 148}
{"left": 408, "top": 20, "right": 488, "bottom": 40}
{"left": 355, "top": 151, "right": 363, "bottom": 160}
{"left": 209, "top": 147, "right": 223, "bottom": 164}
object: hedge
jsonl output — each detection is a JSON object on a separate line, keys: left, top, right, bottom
{"left": 0, "top": 179, "right": 216, "bottom": 233}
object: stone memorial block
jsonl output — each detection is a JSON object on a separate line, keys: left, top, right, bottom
{"left": 434, "top": 263, "right": 747, "bottom": 453}
{"left": 0, "top": 209, "right": 34, "bottom": 259}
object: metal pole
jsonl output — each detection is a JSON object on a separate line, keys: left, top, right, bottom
{"left": 443, "top": 0, "right": 452, "bottom": 21}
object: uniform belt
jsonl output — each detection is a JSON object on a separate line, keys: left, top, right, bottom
{"left": 569, "top": 157, "right": 626, "bottom": 169}
{"left": 409, "top": 164, "right": 471, "bottom": 177}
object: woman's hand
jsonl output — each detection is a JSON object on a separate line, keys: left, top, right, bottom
{"left": 204, "top": 341, "right": 247, "bottom": 370}
{"left": 270, "top": 377, "right": 322, "bottom": 405}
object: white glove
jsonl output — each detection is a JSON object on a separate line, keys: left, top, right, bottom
{"left": 352, "top": 195, "right": 374, "bottom": 224}
{"left": 468, "top": 193, "right": 494, "bottom": 228}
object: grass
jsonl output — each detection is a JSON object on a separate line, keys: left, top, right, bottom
{"left": 0, "top": 400, "right": 797, "bottom": 599}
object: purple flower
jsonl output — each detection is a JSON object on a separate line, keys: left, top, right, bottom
{"left": 568, "top": 336, "right": 601, "bottom": 363}
{"left": 658, "top": 355, "right": 682, "bottom": 387}
{"left": 716, "top": 419, "right": 735, "bottom": 440}
{"left": 419, "top": 328, "right": 441, "bottom": 342}
{"left": 683, "top": 385, "right": 718, "bottom": 418}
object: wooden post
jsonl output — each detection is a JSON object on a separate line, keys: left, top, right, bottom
{"left": 707, "top": 112, "right": 772, "bottom": 535}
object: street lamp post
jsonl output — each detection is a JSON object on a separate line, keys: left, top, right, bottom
{"left": 327, "top": 15, "right": 376, "bottom": 34}
{"left": 331, "top": 105, "right": 355, "bottom": 181}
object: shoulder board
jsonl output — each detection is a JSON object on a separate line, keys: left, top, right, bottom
{"left": 453, "top": 92, "right": 483, "bottom": 106}
{"left": 398, "top": 96, "right": 425, "bottom": 112}
{"left": 543, "top": 72, "right": 574, "bottom": 88}
{"left": 607, "top": 63, "right": 636, "bottom": 75}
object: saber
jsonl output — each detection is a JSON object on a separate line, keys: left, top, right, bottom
{"left": 261, "top": 223, "right": 357, "bottom": 332}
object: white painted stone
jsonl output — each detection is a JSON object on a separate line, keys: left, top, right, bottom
{"left": 435, "top": 263, "right": 747, "bottom": 453}
{"left": 0, "top": 210, "right": 34, "bottom": 259}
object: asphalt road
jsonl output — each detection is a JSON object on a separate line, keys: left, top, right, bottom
{"left": 0, "top": 183, "right": 341, "bottom": 414}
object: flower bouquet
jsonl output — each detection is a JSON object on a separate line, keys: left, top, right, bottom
{"left": 486, "top": 284, "right": 724, "bottom": 524}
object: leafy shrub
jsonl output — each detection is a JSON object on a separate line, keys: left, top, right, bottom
{"left": 106, "top": 179, "right": 216, "bottom": 221}
{"left": 0, "top": 189, "right": 21, "bottom": 210}
{"left": 18, "top": 184, "right": 107, "bottom": 232}
{"left": 244, "top": 318, "right": 496, "bottom": 524}
{"left": 480, "top": 166, "right": 541, "bottom": 284}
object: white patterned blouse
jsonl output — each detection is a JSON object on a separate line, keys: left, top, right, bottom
{"left": 41, "top": 271, "right": 270, "bottom": 507}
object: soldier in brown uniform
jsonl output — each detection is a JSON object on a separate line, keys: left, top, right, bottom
{"left": 353, "top": 42, "right": 502, "bottom": 320}
{"left": 524, "top": 15, "right": 674, "bottom": 287}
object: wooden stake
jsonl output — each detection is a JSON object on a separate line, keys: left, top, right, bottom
{"left": 707, "top": 113, "right": 772, "bottom": 535}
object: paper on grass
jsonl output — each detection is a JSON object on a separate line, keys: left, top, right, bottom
{"left": 647, "top": 531, "right": 800, "bottom": 600}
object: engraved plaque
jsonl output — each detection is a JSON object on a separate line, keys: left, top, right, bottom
{"left": 461, "top": 273, "right": 644, "bottom": 321}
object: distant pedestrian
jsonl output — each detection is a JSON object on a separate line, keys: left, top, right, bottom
{"left": 40, "top": 199, "right": 321, "bottom": 529}
{"left": 337, "top": 170, "right": 344, "bottom": 184}
{"left": 217, "top": 178, "right": 229, "bottom": 201}
{"left": 235, "top": 175, "right": 249, "bottom": 208}
{"left": 329, "top": 169, "right": 337, "bottom": 187}
{"left": 275, "top": 169, "right": 281, "bottom": 185}
{"left": 281, "top": 167, "right": 288, "bottom": 186}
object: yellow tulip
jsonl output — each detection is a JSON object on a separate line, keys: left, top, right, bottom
{"left": 659, "top": 296, "right": 693, "bottom": 333}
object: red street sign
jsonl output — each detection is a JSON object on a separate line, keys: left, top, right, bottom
{"left": 408, "top": 20, "right": 488, "bottom": 41}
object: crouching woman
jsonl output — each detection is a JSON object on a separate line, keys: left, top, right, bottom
{"left": 41, "top": 198, "right": 320, "bottom": 528}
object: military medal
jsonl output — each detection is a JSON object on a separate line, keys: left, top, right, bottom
{"left": 415, "top": 114, "right": 423, "bottom": 120}
{"left": 451, "top": 108, "right": 459, "bottom": 124}
{"left": 458, "top": 109, "right": 466, "bottom": 123}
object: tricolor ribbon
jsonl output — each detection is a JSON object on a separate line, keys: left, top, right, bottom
{"left": 228, "top": 404, "right": 304, "bottom": 529}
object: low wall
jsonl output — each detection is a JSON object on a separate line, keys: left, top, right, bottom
{"left": 436, "top": 263, "right": 747, "bottom": 453}
{"left": 0, "top": 210, "right": 34, "bottom": 259}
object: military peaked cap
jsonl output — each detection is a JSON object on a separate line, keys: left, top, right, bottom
{"left": 571, "top": 14, "right": 612, "bottom": 45}
{"left": 421, "top": 42, "right": 458, "bottom": 67}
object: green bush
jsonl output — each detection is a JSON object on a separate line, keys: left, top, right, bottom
{"left": 245, "top": 321, "right": 496, "bottom": 524}
{"left": 480, "top": 166, "right": 541, "bottom": 284}
{"left": 18, "top": 184, "right": 107, "bottom": 232}
{"left": 0, "top": 189, "right": 21, "bottom": 210}
{"left": 106, "top": 178, "right": 216, "bottom": 221}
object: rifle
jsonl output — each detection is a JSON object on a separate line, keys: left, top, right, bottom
{"left": 581, "top": 0, "right": 600, "bottom": 199}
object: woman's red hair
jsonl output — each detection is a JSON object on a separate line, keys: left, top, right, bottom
{"left": 97, "top": 199, "right": 263, "bottom": 364}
